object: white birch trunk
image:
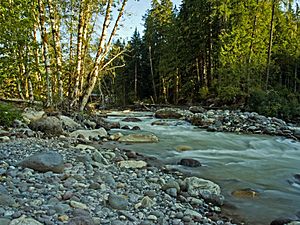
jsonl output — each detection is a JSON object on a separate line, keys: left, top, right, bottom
{"left": 38, "top": 0, "right": 53, "bottom": 106}
{"left": 47, "top": 0, "right": 63, "bottom": 102}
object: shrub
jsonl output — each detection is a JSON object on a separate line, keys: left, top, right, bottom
{"left": 0, "top": 102, "right": 22, "bottom": 127}
{"left": 247, "top": 88, "right": 300, "bottom": 119}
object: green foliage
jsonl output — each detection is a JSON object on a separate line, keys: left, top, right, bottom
{"left": 0, "top": 103, "right": 22, "bottom": 127}
{"left": 247, "top": 88, "right": 300, "bottom": 119}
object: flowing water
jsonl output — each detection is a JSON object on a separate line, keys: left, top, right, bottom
{"left": 107, "top": 112, "right": 300, "bottom": 225}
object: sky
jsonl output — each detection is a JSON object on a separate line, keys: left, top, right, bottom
{"left": 116, "top": 0, "right": 182, "bottom": 41}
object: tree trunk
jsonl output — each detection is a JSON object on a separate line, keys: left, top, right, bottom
{"left": 134, "top": 61, "right": 138, "bottom": 100}
{"left": 38, "top": 0, "right": 53, "bottom": 106}
{"left": 72, "top": 0, "right": 87, "bottom": 102}
{"left": 266, "top": 0, "right": 276, "bottom": 90}
{"left": 174, "top": 68, "right": 179, "bottom": 104}
{"left": 247, "top": 0, "right": 258, "bottom": 93}
{"left": 149, "top": 46, "right": 157, "bottom": 102}
{"left": 79, "top": 0, "right": 127, "bottom": 111}
{"left": 207, "top": 2, "right": 213, "bottom": 88}
{"left": 295, "top": 62, "right": 298, "bottom": 93}
{"left": 47, "top": 0, "right": 63, "bottom": 102}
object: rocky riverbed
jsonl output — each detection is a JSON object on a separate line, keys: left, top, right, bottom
{"left": 154, "top": 107, "right": 300, "bottom": 141}
{"left": 0, "top": 137, "right": 239, "bottom": 225}
{"left": 0, "top": 107, "right": 299, "bottom": 225}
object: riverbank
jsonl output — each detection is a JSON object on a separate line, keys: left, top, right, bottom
{"left": 0, "top": 107, "right": 299, "bottom": 225}
{"left": 0, "top": 136, "right": 243, "bottom": 225}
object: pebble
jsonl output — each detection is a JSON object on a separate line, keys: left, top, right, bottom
{"left": 0, "top": 132, "right": 238, "bottom": 225}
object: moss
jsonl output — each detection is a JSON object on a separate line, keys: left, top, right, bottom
{"left": 0, "top": 102, "right": 22, "bottom": 127}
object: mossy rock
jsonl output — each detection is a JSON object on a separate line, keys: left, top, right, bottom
{"left": 0, "top": 103, "right": 22, "bottom": 127}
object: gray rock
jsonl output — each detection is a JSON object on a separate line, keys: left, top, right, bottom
{"left": 108, "top": 194, "right": 129, "bottom": 210}
{"left": 59, "top": 115, "right": 82, "bottom": 132}
{"left": 22, "top": 109, "right": 45, "bottom": 123}
{"left": 29, "top": 116, "right": 63, "bottom": 136}
{"left": 118, "top": 160, "right": 147, "bottom": 169}
{"left": 0, "top": 218, "right": 10, "bottom": 225}
{"left": 162, "top": 181, "right": 180, "bottom": 192}
{"left": 18, "top": 151, "right": 64, "bottom": 173}
{"left": 136, "top": 196, "right": 155, "bottom": 208}
{"left": 179, "top": 158, "right": 201, "bottom": 167}
{"left": 0, "top": 193, "right": 15, "bottom": 206}
{"left": 67, "top": 216, "right": 95, "bottom": 225}
{"left": 70, "top": 128, "right": 107, "bottom": 140}
{"left": 118, "top": 134, "right": 159, "bottom": 143}
{"left": 166, "top": 188, "right": 177, "bottom": 197}
{"left": 92, "top": 151, "right": 109, "bottom": 165}
{"left": 184, "top": 177, "right": 221, "bottom": 197}
{"left": 155, "top": 108, "right": 192, "bottom": 119}
{"left": 189, "top": 106, "right": 206, "bottom": 114}
{"left": 122, "top": 117, "right": 142, "bottom": 122}
{"left": 9, "top": 215, "right": 43, "bottom": 225}
{"left": 0, "top": 136, "right": 10, "bottom": 143}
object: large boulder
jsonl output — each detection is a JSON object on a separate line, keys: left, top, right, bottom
{"left": 189, "top": 106, "right": 206, "bottom": 114}
{"left": 154, "top": 108, "right": 192, "bottom": 119}
{"left": 183, "top": 177, "right": 221, "bottom": 197}
{"left": 122, "top": 117, "right": 142, "bottom": 122}
{"left": 70, "top": 128, "right": 107, "bottom": 140}
{"left": 118, "top": 134, "right": 159, "bottom": 143}
{"left": 18, "top": 151, "right": 64, "bottom": 173}
{"left": 59, "top": 115, "right": 82, "bottom": 132}
{"left": 179, "top": 158, "right": 201, "bottom": 167}
{"left": 29, "top": 116, "right": 63, "bottom": 136}
{"left": 22, "top": 109, "right": 45, "bottom": 123}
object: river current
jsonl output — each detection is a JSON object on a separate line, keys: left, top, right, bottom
{"left": 106, "top": 112, "right": 300, "bottom": 225}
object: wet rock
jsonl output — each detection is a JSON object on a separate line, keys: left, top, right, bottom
{"left": 29, "top": 116, "right": 63, "bottom": 136}
{"left": 109, "top": 132, "right": 123, "bottom": 141}
{"left": 151, "top": 120, "right": 170, "bottom": 126}
{"left": 294, "top": 128, "right": 300, "bottom": 139}
{"left": 122, "top": 117, "right": 142, "bottom": 122}
{"left": 184, "top": 177, "right": 221, "bottom": 197}
{"left": 118, "top": 134, "right": 159, "bottom": 143}
{"left": 131, "top": 126, "right": 141, "bottom": 130}
{"left": 155, "top": 108, "right": 183, "bottom": 119}
{"left": 70, "top": 128, "right": 107, "bottom": 140}
{"left": 232, "top": 188, "right": 259, "bottom": 198}
{"left": 179, "top": 158, "right": 201, "bottom": 167}
{"left": 108, "top": 194, "right": 129, "bottom": 210}
{"left": 286, "top": 222, "right": 300, "bottom": 225}
{"left": 270, "top": 217, "right": 299, "bottom": 225}
{"left": 175, "top": 145, "right": 193, "bottom": 151}
{"left": 59, "top": 115, "right": 82, "bottom": 131}
{"left": 10, "top": 215, "right": 43, "bottom": 225}
{"left": 121, "top": 125, "right": 130, "bottom": 130}
{"left": 18, "top": 151, "right": 64, "bottom": 173}
{"left": 118, "top": 160, "right": 147, "bottom": 169}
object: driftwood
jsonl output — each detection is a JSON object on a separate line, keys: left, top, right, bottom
{"left": 0, "top": 97, "right": 43, "bottom": 105}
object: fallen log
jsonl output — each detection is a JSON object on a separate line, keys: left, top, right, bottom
{"left": 0, "top": 97, "right": 43, "bottom": 105}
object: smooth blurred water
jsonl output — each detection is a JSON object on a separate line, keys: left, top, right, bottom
{"left": 107, "top": 112, "right": 300, "bottom": 225}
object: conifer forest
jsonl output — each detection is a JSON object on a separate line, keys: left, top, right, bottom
{"left": 0, "top": 0, "right": 299, "bottom": 119}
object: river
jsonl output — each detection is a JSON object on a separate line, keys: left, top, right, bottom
{"left": 106, "top": 112, "right": 300, "bottom": 225}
